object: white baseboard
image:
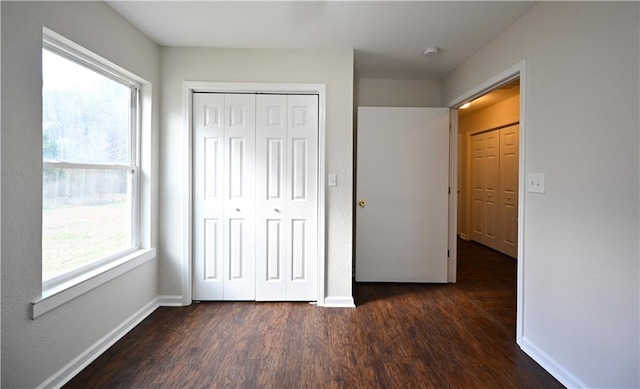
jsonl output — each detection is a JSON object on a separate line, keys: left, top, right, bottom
{"left": 521, "top": 336, "right": 588, "bottom": 389}
{"left": 323, "top": 296, "right": 356, "bottom": 308}
{"left": 37, "top": 297, "right": 160, "bottom": 389}
{"left": 157, "top": 295, "right": 184, "bottom": 306}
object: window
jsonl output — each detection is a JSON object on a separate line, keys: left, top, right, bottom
{"left": 42, "top": 40, "right": 140, "bottom": 290}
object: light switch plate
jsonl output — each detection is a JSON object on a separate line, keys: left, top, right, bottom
{"left": 328, "top": 173, "right": 337, "bottom": 187}
{"left": 527, "top": 173, "right": 545, "bottom": 193}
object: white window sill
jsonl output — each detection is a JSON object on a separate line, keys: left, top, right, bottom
{"left": 31, "top": 248, "right": 157, "bottom": 319}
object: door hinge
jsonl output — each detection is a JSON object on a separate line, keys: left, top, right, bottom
{"left": 447, "top": 250, "right": 450, "bottom": 257}
{"left": 448, "top": 187, "right": 451, "bottom": 195}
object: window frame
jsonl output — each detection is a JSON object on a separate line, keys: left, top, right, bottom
{"left": 41, "top": 36, "right": 142, "bottom": 292}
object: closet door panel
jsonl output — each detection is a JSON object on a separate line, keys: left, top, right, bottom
{"left": 193, "top": 93, "right": 225, "bottom": 300}
{"left": 256, "top": 95, "right": 287, "bottom": 300}
{"left": 285, "top": 95, "right": 318, "bottom": 300}
{"left": 471, "top": 134, "right": 486, "bottom": 243}
{"left": 483, "top": 131, "right": 500, "bottom": 247}
{"left": 222, "top": 94, "right": 256, "bottom": 300}
{"left": 500, "top": 125, "right": 519, "bottom": 258}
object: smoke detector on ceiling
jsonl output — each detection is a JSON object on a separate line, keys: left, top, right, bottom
{"left": 423, "top": 47, "right": 439, "bottom": 57}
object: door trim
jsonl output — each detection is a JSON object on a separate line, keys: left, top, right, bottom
{"left": 445, "top": 60, "right": 527, "bottom": 344}
{"left": 181, "top": 82, "right": 327, "bottom": 306}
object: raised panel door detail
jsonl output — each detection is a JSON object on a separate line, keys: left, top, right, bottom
{"left": 485, "top": 202, "right": 496, "bottom": 239}
{"left": 229, "top": 138, "right": 245, "bottom": 199}
{"left": 471, "top": 135, "right": 485, "bottom": 242}
{"left": 205, "top": 105, "right": 222, "bottom": 127}
{"left": 204, "top": 138, "right": 219, "bottom": 198}
{"left": 266, "top": 220, "right": 282, "bottom": 281}
{"left": 204, "top": 219, "right": 219, "bottom": 280}
{"left": 267, "top": 106, "right": 284, "bottom": 128}
{"left": 291, "top": 106, "right": 307, "bottom": 127}
{"left": 267, "top": 139, "right": 283, "bottom": 200}
{"left": 229, "top": 219, "right": 244, "bottom": 280}
{"left": 503, "top": 204, "right": 517, "bottom": 245}
{"left": 291, "top": 220, "right": 306, "bottom": 281}
{"left": 472, "top": 199, "right": 484, "bottom": 235}
{"left": 229, "top": 105, "right": 246, "bottom": 127}
{"left": 292, "top": 139, "right": 307, "bottom": 200}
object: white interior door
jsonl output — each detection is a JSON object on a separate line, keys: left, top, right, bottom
{"left": 499, "top": 124, "right": 519, "bottom": 258}
{"left": 222, "top": 94, "right": 256, "bottom": 300}
{"left": 193, "top": 93, "right": 255, "bottom": 301}
{"left": 255, "top": 95, "right": 318, "bottom": 301}
{"left": 356, "top": 107, "right": 449, "bottom": 282}
{"left": 193, "top": 93, "right": 225, "bottom": 300}
{"left": 471, "top": 130, "right": 500, "bottom": 250}
{"left": 470, "top": 126, "right": 518, "bottom": 258}
{"left": 284, "top": 95, "right": 318, "bottom": 300}
{"left": 194, "top": 92, "right": 318, "bottom": 301}
{"left": 255, "top": 95, "right": 288, "bottom": 300}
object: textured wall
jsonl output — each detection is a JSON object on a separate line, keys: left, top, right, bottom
{"left": 1, "top": 2, "right": 160, "bottom": 387}
{"left": 444, "top": 2, "right": 639, "bottom": 387}
{"left": 159, "top": 48, "right": 354, "bottom": 300}
{"left": 357, "top": 78, "right": 441, "bottom": 107}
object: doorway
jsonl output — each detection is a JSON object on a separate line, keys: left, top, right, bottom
{"left": 458, "top": 79, "right": 520, "bottom": 258}
{"left": 447, "top": 63, "right": 525, "bottom": 342}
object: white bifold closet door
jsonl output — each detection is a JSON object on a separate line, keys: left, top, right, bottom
{"left": 193, "top": 93, "right": 318, "bottom": 301}
{"left": 470, "top": 124, "right": 519, "bottom": 258}
{"left": 255, "top": 95, "right": 318, "bottom": 301}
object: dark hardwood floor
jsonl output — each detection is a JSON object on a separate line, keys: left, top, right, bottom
{"left": 65, "top": 239, "right": 564, "bottom": 388}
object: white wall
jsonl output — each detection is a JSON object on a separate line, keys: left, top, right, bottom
{"left": 357, "top": 78, "right": 441, "bottom": 107}
{"left": 159, "top": 48, "right": 354, "bottom": 301}
{"left": 444, "top": 2, "right": 639, "bottom": 387}
{"left": 1, "top": 2, "right": 160, "bottom": 387}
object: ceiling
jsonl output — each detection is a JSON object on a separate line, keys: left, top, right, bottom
{"left": 107, "top": 1, "right": 538, "bottom": 80}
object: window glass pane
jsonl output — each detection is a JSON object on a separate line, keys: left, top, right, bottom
{"left": 42, "top": 49, "right": 131, "bottom": 164}
{"left": 43, "top": 168, "right": 133, "bottom": 281}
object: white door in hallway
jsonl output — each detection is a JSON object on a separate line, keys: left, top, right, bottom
{"left": 470, "top": 125, "right": 519, "bottom": 258}
{"left": 471, "top": 130, "right": 500, "bottom": 249}
{"left": 499, "top": 125, "right": 519, "bottom": 258}
{"left": 356, "top": 107, "right": 449, "bottom": 282}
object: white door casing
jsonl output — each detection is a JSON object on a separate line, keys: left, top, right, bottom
{"left": 444, "top": 62, "right": 525, "bottom": 342}
{"left": 355, "top": 107, "right": 449, "bottom": 283}
{"left": 193, "top": 92, "right": 318, "bottom": 301}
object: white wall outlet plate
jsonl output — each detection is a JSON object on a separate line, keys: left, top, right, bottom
{"left": 328, "top": 173, "right": 337, "bottom": 187}
{"left": 527, "top": 173, "right": 546, "bottom": 193}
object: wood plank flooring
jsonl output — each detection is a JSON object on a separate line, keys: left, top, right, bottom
{"left": 64, "top": 239, "right": 564, "bottom": 388}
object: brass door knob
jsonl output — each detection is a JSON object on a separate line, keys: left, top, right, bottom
{"left": 358, "top": 200, "right": 366, "bottom": 208}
